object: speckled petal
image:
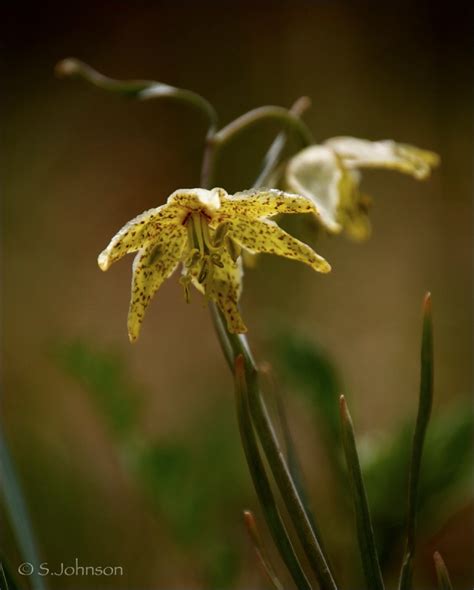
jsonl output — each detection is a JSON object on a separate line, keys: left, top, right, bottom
{"left": 285, "top": 145, "right": 343, "bottom": 234}
{"left": 98, "top": 203, "right": 185, "bottom": 271}
{"left": 185, "top": 250, "right": 246, "bottom": 333}
{"left": 324, "top": 137, "right": 440, "bottom": 179}
{"left": 211, "top": 251, "right": 246, "bottom": 333}
{"left": 334, "top": 168, "right": 371, "bottom": 242}
{"left": 167, "top": 187, "right": 223, "bottom": 215}
{"left": 229, "top": 217, "right": 331, "bottom": 273}
{"left": 219, "top": 189, "right": 317, "bottom": 219}
{"left": 128, "top": 225, "right": 187, "bottom": 341}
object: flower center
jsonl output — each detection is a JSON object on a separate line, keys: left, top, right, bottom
{"left": 179, "top": 212, "right": 229, "bottom": 302}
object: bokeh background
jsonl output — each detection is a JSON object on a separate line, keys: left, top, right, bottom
{"left": 2, "top": 2, "right": 473, "bottom": 589}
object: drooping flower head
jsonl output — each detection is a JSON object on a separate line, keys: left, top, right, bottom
{"left": 98, "top": 188, "right": 330, "bottom": 341}
{"left": 285, "top": 137, "right": 439, "bottom": 240}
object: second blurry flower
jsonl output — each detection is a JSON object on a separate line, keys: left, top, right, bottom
{"left": 285, "top": 137, "right": 439, "bottom": 240}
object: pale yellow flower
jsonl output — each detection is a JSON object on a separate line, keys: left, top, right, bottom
{"left": 98, "top": 188, "right": 330, "bottom": 341}
{"left": 285, "top": 137, "right": 439, "bottom": 240}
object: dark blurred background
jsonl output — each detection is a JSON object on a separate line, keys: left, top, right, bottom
{"left": 2, "top": 2, "right": 473, "bottom": 589}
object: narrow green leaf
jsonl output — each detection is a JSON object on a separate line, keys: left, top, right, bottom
{"left": 433, "top": 552, "right": 453, "bottom": 590}
{"left": 234, "top": 356, "right": 312, "bottom": 590}
{"left": 0, "top": 432, "right": 47, "bottom": 590}
{"left": 263, "top": 363, "right": 329, "bottom": 559}
{"left": 212, "top": 302, "right": 338, "bottom": 590}
{"left": 243, "top": 510, "right": 284, "bottom": 590}
{"left": 339, "top": 395, "right": 385, "bottom": 590}
{"left": 399, "top": 292, "right": 434, "bottom": 590}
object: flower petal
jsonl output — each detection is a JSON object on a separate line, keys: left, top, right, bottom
{"left": 219, "top": 188, "right": 316, "bottom": 219}
{"left": 167, "top": 187, "right": 223, "bottom": 215}
{"left": 210, "top": 251, "right": 246, "bottom": 333}
{"left": 229, "top": 217, "right": 331, "bottom": 273}
{"left": 335, "top": 168, "right": 371, "bottom": 241}
{"left": 285, "top": 145, "right": 343, "bottom": 234}
{"left": 325, "top": 137, "right": 440, "bottom": 179}
{"left": 185, "top": 249, "right": 247, "bottom": 333}
{"left": 98, "top": 203, "right": 185, "bottom": 271}
{"left": 128, "top": 225, "right": 187, "bottom": 341}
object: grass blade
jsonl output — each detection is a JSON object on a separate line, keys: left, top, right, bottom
{"left": 433, "top": 551, "right": 453, "bottom": 590}
{"left": 234, "top": 356, "right": 313, "bottom": 590}
{"left": 243, "top": 510, "right": 285, "bottom": 590}
{"left": 339, "top": 395, "right": 385, "bottom": 590}
{"left": 399, "top": 293, "right": 434, "bottom": 590}
{"left": 0, "top": 431, "right": 47, "bottom": 590}
{"left": 213, "top": 298, "right": 338, "bottom": 590}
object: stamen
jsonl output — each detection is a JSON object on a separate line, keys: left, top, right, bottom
{"left": 186, "top": 219, "right": 196, "bottom": 251}
{"left": 201, "top": 218, "right": 221, "bottom": 253}
{"left": 210, "top": 253, "right": 224, "bottom": 268}
{"left": 191, "top": 212, "right": 205, "bottom": 254}
{"left": 226, "top": 237, "right": 242, "bottom": 262}
{"left": 198, "top": 258, "right": 209, "bottom": 283}
{"left": 202, "top": 258, "right": 215, "bottom": 298}
{"left": 212, "top": 222, "right": 230, "bottom": 248}
{"left": 179, "top": 274, "right": 192, "bottom": 303}
{"left": 184, "top": 248, "right": 201, "bottom": 268}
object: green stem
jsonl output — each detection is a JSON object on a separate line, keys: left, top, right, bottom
{"left": 254, "top": 96, "right": 311, "bottom": 188}
{"left": 211, "top": 305, "right": 337, "bottom": 590}
{"left": 201, "top": 104, "right": 313, "bottom": 187}
{"left": 235, "top": 357, "right": 313, "bottom": 590}
{"left": 56, "top": 58, "right": 218, "bottom": 134}
{"left": 213, "top": 105, "right": 313, "bottom": 148}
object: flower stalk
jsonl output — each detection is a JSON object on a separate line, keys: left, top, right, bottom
{"left": 235, "top": 356, "right": 312, "bottom": 590}
{"left": 56, "top": 58, "right": 218, "bottom": 135}
{"left": 201, "top": 102, "right": 313, "bottom": 187}
{"left": 212, "top": 305, "right": 337, "bottom": 590}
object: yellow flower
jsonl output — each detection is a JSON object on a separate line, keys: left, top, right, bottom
{"left": 98, "top": 187, "right": 330, "bottom": 341}
{"left": 285, "top": 137, "right": 439, "bottom": 240}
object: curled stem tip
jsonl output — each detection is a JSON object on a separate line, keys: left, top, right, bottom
{"left": 55, "top": 57, "right": 82, "bottom": 78}
{"left": 56, "top": 57, "right": 218, "bottom": 131}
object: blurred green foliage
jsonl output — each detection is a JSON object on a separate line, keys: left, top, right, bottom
{"left": 54, "top": 339, "right": 248, "bottom": 589}
{"left": 362, "top": 402, "right": 473, "bottom": 566}
{"left": 272, "top": 331, "right": 344, "bottom": 468}
{"left": 272, "top": 330, "right": 473, "bottom": 571}
{"left": 54, "top": 340, "right": 141, "bottom": 437}
{"left": 52, "top": 334, "right": 472, "bottom": 586}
